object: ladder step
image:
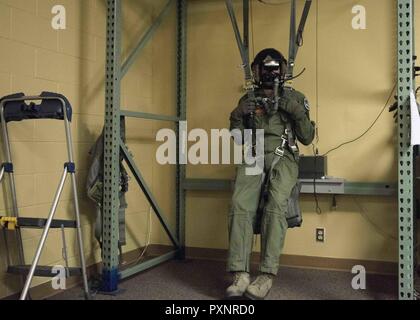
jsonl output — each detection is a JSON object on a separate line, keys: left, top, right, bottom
{"left": 17, "top": 218, "right": 77, "bottom": 229}
{"left": 7, "top": 265, "right": 82, "bottom": 278}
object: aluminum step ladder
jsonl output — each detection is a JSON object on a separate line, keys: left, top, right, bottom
{"left": 0, "top": 92, "right": 90, "bottom": 300}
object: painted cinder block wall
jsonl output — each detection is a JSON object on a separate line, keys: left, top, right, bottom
{"left": 0, "top": 0, "right": 177, "bottom": 298}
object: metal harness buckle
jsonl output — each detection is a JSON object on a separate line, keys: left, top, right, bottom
{"left": 290, "top": 145, "right": 299, "bottom": 153}
{"left": 280, "top": 135, "right": 287, "bottom": 147}
{"left": 275, "top": 146, "right": 285, "bottom": 157}
{"left": 284, "top": 128, "right": 299, "bottom": 154}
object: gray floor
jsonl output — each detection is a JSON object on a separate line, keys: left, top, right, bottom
{"left": 50, "top": 259, "right": 398, "bottom": 300}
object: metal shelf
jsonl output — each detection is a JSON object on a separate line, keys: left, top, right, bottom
{"left": 183, "top": 178, "right": 396, "bottom": 196}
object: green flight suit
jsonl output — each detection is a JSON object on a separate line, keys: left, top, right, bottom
{"left": 227, "top": 87, "right": 315, "bottom": 276}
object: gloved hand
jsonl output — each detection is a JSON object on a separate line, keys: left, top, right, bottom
{"left": 279, "top": 97, "right": 307, "bottom": 121}
{"left": 230, "top": 98, "right": 257, "bottom": 121}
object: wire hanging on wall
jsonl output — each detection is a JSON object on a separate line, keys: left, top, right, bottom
{"left": 311, "top": 0, "right": 321, "bottom": 215}
{"left": 351, "top": 196, "right": 397, "bottom": 241}
{"left": 312, "top": 144, "right": 322, "bottom": 214}
{"left": 322, "top": 83, "right": 397, "bottom": 157}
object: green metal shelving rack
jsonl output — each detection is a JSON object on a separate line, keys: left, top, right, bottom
{"left": 102, "top": 0, "right": 186, "bottom": 292}
{"left": 103, "top": 0, "right": 416, "bottom": 299}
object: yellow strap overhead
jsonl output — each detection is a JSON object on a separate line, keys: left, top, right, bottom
{"left": 0, "top": 217, "right": 18, "bottom": 230}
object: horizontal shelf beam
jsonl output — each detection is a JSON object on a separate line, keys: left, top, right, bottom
{"left": 119, "top": 250, "right": 178, "bottom": 280}
{"left": 183, "top": 178, "right": 396, "bottom": 196}
{"left": 183, "top": 179, "right": 234, "bottom": 191}
{"left": 343, "top": 182, "right": 396, "bottom": 196}
{"left": 121, "top": 110, "right": 180, "bottom": 122}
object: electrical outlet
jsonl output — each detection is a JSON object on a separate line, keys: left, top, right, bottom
{"left": 316, "top": 228, "right": 325, "bottom": 243}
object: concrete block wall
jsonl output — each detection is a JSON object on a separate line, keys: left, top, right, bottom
{"left": 0, "top": 0, "right": 177, "bottom": 298}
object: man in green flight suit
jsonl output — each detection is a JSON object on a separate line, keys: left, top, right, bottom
{"left": 226, "top": 48, "right": 315, "bottom": 300}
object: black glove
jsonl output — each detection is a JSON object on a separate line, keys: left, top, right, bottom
{"left": 230, "top": 98, "right": 257, "bottom": 121}
{"left": 279, "top": 97, "right": 307, "bottom": 121}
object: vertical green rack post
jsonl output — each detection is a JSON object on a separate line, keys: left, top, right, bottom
{"left": 397, "top": 0, "right": 416, "bottom": 300}
{"left": 103, "top": 0, "right": 122, "bottom": 292}
{"left": 176, "top": 0, "right": 187, "bottom": 260}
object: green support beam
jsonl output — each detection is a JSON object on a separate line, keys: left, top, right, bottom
{"left": 120, "top": 250, "right": 178, "bottom": 280}
{"left": 120, "top": 141, "right": 179, "bottom": 248}
{"left": 121, "top": 110, "right": 180, "bottom": 122}
{"left": 183, "top": 179, "right": 234, "bottom": 192}
{"left": 397, "top": 0, "right": 416, "bottom": 300}
{"left": 183, "top": 178, "right": 396, "bottom": 197}
{"left": 176, "top": 0, "right": 187, "bottom": 260}
{"left": 343, "top": 182, "right": 396, "bottom": 196}
{"left": 102, "top": 0, "right": 122, "bottom": 292}
{"left": 121, "top": 0, "right": 174, "bottom": 78}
